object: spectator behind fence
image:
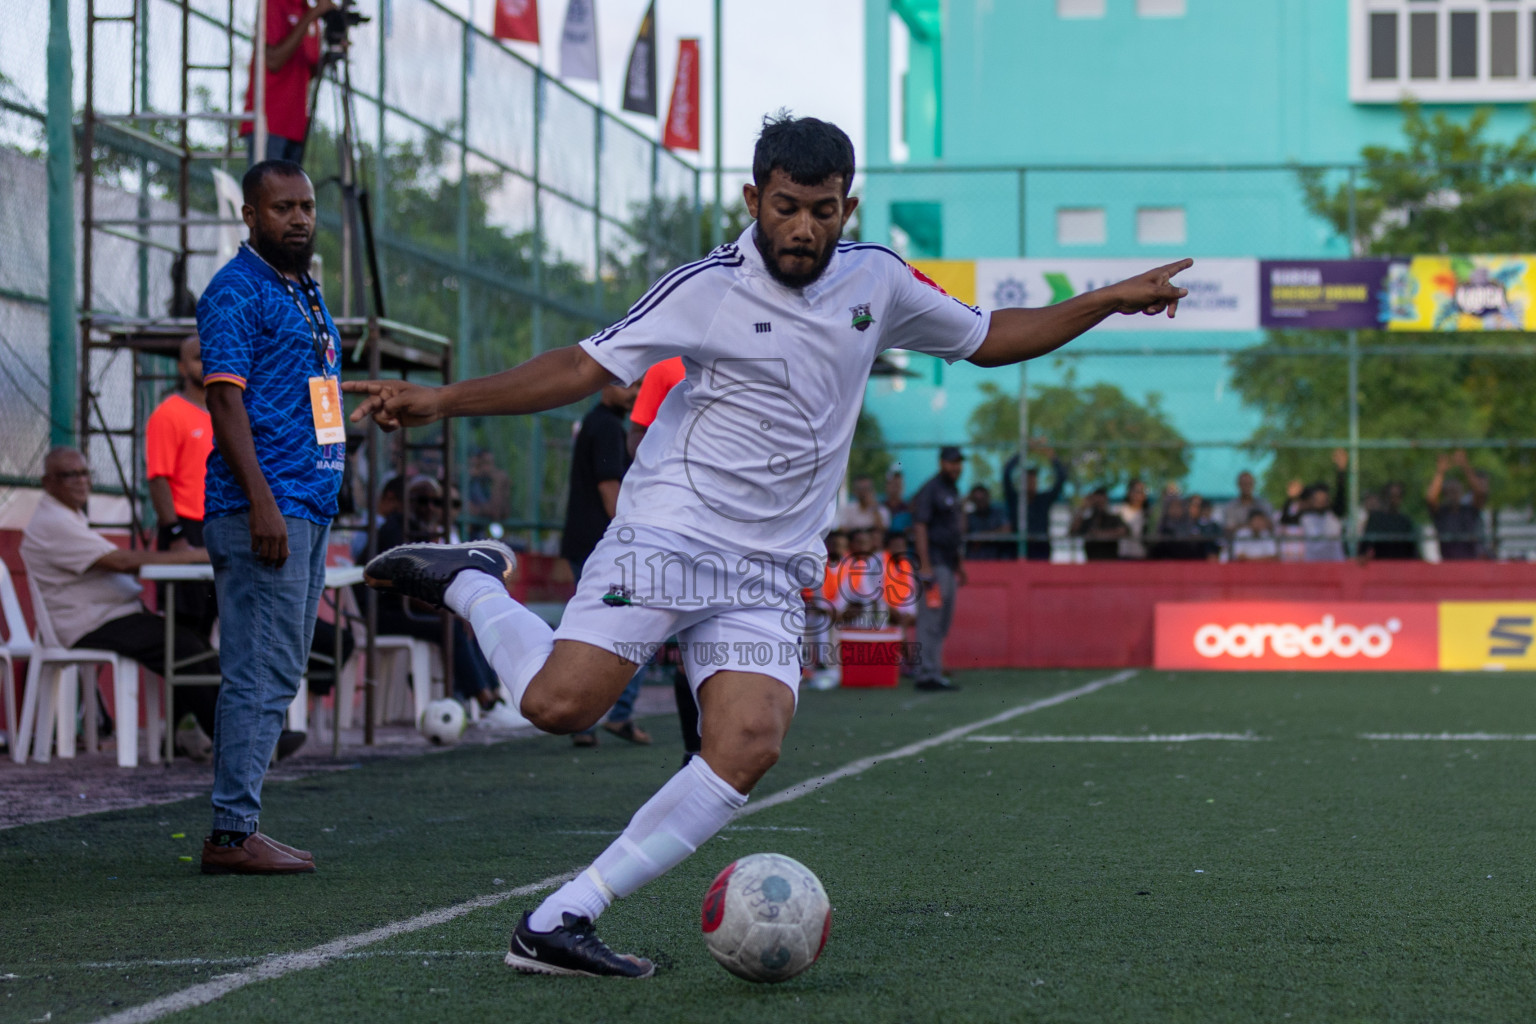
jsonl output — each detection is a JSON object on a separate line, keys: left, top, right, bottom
{"left": 1154, "top": 495, "right": 1218, "bottom": 561}
{"left": 1071, "top": 487, "right": 1127, "bottom": 561}
{"left": 1004, "top": 442, "right": 1065, "bottom": 562}
{"left": 884, "top": 465, "right": 912, "bottom": 536}
{"left": 1220, "top": 471, "right": 1274, "bottom": 541}
{"left": 240, "top": 0, "right": 331, "bottom": 164}
{"left": 1114, "top": 478, "right": 1150, "bottom": 560}
{"left": 466, "top": 449, "right": 511, "bottom": 533}
{"left": 1189, "top": 495, "right": 1223, "bottom": 560}
{"left": 21, "top": 447, "right": 219, "bottom": 759}
{"left": 964, "top": 483, "right": 1014, "bottom": 560}
{"left": 839, "top": 474, "right": 891, "bottom": 538}
{"left": 1359, "top": 481, "right": 1419, "bottom": 560}
{"left": 1231, "top": 508, "right": 1279, "bottom": 562}
{"left": 1299, "top": 449, "right": 1349, "bottom": 562}
{"left": 1426, "top": 450, "right": 1488, "bottom": 560}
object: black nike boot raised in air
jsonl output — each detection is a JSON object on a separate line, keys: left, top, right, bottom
{"left": 362, "top": 541, "right": 517, "bottom": 610}
{"left": 504, "top": 912, "right": 656, "bottom": 979}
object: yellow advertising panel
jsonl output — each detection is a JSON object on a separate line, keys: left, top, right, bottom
{"left": 909, "top": 260, "right": 976, "bottom": 307}
{"left": 1438, "top": 602, "right": 1536, "bottom": 670}
{"left": 1387, "top": 256, "right": 1536, "bottom": 331}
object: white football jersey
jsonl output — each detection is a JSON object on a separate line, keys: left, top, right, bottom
{"left": 579, "top": 226, "right": 991, "bottom": 561}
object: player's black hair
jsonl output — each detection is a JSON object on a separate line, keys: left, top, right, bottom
{"left": 381, "top": 475, "right": 405, "bottom": 502}
{"left": 242, "top": 159, "right": 309, "bottom": 207}
{"left": 752, "top": 112, "right": 856, "bottom": 195}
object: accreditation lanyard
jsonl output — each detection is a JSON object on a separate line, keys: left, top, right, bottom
{"left": 279, "top": 275, "right": 346, "bottom": 446}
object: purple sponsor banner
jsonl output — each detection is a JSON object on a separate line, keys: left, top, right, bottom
{"left": 1259, "top": 259, "right": 1393, "bottom": 329}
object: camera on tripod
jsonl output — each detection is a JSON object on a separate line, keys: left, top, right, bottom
{"left": 321, "top": 0, "right": 369, "bottom": 51}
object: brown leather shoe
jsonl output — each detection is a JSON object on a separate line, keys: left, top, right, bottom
{"left": 261, "top": 834, "right": 315, "bottom": 862}
{"left": 201, "top": 832, "right": 317, "bottom": 875}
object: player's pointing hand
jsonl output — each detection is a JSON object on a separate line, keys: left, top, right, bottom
{"left": 342, "top": 378, "right": 444, "bottom": 431}
{"left": 1110, "top": 258, "right": 1193, "bottom": 319}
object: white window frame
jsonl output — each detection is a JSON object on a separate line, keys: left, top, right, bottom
{"left": 1351, "top": 0, "right": 1536, "bottom": 103}
{"left": 1058, "top": 0, "right": 1106, "bottom": 19}
{"left": 1137, "top": 206, "right": 1187, "bottom": 245}
{"left": 1057, "top": 207, "right": 1107, "bottom": 246}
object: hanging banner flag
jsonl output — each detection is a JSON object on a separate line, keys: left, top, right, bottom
{"left": 621, "top": 2, "right": 658, "bottom": 116}
{"left": 559, "top": 0, "right": 599, "bottom": 82}
{"left": 974, "top": 258, "right": 1259, "bottom": 331}
{"left": 1386, "top": 255, "right": 1536, "bottom": 331}
{"left": 1258, "top": 259, "right": 1394, "bottom": 329}
{"left": 493, "top": 0, "right": 540, "bottom": 44}
{"left": 663, "top": 38, "right": 701, "bottom": 151}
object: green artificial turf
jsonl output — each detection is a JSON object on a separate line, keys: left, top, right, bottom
{"left": 5, "top": 669, "right": 1536, "bottom": 1023}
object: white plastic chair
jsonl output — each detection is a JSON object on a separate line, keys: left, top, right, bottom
{"left": 0, "top": 561, "right": 35, "bottom": 758}
{"left": 331, "top": 581, "right": 442, "bottom": 729}
{"left": 15, "top": 571, "right": 146, "bottom": 766}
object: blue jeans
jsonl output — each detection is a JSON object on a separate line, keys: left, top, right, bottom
{"left": 205, "top": 512, "right": 329, "bottom": 832}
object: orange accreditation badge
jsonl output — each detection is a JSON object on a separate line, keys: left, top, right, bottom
{"left": 309, "top": 376, "right": 346, "bottom": 445}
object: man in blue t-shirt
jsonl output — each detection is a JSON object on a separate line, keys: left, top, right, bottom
{"left": 196, "top": 160, "right": 344, "bottom": 875}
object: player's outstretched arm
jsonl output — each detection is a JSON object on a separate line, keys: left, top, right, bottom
{"left": 967, "top": 259, "right": 1192, "bottom": 368}
{"left": 344, "top": 344, "right": 615, "bottom": 431}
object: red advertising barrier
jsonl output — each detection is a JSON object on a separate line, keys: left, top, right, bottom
{"left": 1154, "top": 602, "right": 1440, "bottom": 671}
{"left": 947, "top": 561, "right": 1536, "bottom": 669}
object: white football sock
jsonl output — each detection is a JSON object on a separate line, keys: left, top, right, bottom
{"left": 528, "top": 757, "right": 747, "bottom": 932}
{"left": 445, "top": 573, "right": 553, "bottom": 717}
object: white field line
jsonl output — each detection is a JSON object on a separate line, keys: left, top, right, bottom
{"left": 967, "top": 732, "right": 1266, "bottom": 744}
{"left": 88, "top": 873, "right": 573, "bottom": 1024}
{"left": 1360, "top": 732, "right": 1536, "bottom": 741}
{"left": 90, "top": 669, "right": 1135, "bottom": 1024}
{"left": 739, "top": 668, "right": 1138, "bottom": 818}
{"left": 73, "top": 951, "right": 500, "bottom": 970}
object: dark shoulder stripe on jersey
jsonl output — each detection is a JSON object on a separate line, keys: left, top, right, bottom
{"left": 587, "top": 245, "right": 741, "bottom": 346}
{"left": 836, "top": 241, "right": 907, "bottom": 264}
{"left": 588, "top": 247, "right": 744, "bottom": 347}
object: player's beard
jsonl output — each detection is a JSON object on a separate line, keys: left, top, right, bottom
{"left": 252, "top": 225, "right": 318, "bottom": 277}
{"left": 754, "top": 224, "right": 839, "bottom": 290}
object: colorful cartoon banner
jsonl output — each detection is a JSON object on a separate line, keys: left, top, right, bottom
{"left": 973, "top": 259, "right": 1259, "bottom": 331}
{"left": 1385, "top": 255, "right": 1536, "bottom": 331}
{"left": 1259, "top": 259, "right": 1393, "bottom": 329}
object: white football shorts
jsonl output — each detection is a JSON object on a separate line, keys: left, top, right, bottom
{"left": 553, "top": 522, "right": 818, "bottom": 704}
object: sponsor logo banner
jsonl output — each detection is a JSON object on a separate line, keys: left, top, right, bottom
{"left": 1259, "top": 259, "right": 1394, "bottom": 329}
{"left": 1155, "top": 602, "right": 1440, "bottom": 671}
{"left": 1386, "top": 255, "right": 1536, "bottom": 332}
{"left": 1439, "top": 602, "right": 1536, "bottom": 670}
{"left": 975, "top": 258, "right": 1259, "bottom": 332}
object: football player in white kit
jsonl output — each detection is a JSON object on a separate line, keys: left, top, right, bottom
{"left": 347, "top": 115, "right": 1191, "bottom": 978}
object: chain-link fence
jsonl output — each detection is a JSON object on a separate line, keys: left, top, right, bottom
{"left": 844, "top": 164, "right": 1536, "bottom": 563}
{"left": 0, "top": 0, "right": 701, "bottom": 546}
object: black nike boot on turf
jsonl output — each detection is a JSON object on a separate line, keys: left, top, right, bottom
{"left": 362, "top": 541, "right": 517, "bottom": 610}
{"left": 504, "top": 912, "right": 656, "bottom": 979}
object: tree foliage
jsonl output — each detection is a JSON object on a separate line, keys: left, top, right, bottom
{"left": 1232, "top": 104, "right": 1536, "bottom": 505}
{"left": 966, "top": 373, "right": 1189, "bottom": 494}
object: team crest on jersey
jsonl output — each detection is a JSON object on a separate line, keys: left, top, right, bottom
{"left": 601, "top": 583, "right": 635, "bottom": 607}
{"left": 849, "top": 303, "right": 874, "bottom": 332}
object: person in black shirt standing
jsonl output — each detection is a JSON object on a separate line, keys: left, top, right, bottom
{"left": 909, "top": 446, "right": 966, "bottom": 692}
{"left": 1359, "top": 481, "right": 1418, "bottom": 561}
{"left": 562, "top": 381, "right": 648, "bottom": 746}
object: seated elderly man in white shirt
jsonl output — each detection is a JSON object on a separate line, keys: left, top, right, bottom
{"left": 20, "top": 447, "right": 218, "bottom": 756}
